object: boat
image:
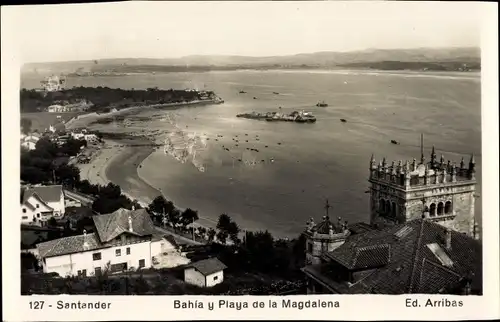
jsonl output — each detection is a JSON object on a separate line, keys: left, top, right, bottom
{"left": 273, "top": 92, "right": 280, "bottom": 95}
{"left": 316, "top": 101, "right": 328, "bottom": 107}
{"left": 391, "top": 140, "right": 400, "bottom": 145}
{"left": 340, "top": 119, "right": 347, "bottom": 123}
{"left": 239, "top": 90, "right": 247, "bottom": 94}
{"left": 253, "top": 97, "right": 257, "bottom": 99}
{"left": 237, "top": 110, "right": 317, "bottom": 123}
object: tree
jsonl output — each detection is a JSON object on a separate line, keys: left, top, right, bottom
{"left": 207, "top": 228, "right": 216, "bottom": 242}
{"left": 34, "top": 137, "right": 59, "bottom": 158}
{"left": 169, "top": 208, "right": 182, "bottom": 227}
{"left": 217, "top": 230, "right": 229, "bottom": 244}
{"left": 148, "top": 195, "right": 174, "bottom": 220}
{"left": 180, "top": 208, "right": 199, "bottom": 228}
{"left": 55, "top": 164, "right": 80, "bottom": 187}
{"left": 216, "top": 213, "right": 240, "bottom": 244}
{"left": 21, "top": 118, "right": 32, "bottom": 135}
{"left": 217, "top": 214, "right": 232, "bottom": 231}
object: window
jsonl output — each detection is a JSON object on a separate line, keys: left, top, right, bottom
{"left": 430, "top": 203, "right": 436, "bottom": 217}
{"left": 77, "top": 269, "right": 87, "bottom": 277}
{"left": 37, "top": 214, "right": 40, "bottom": 218}
{"left": 126, "top": 247, "right": 131, "bottom": 255}
{"left": 22, "top": 216, "right": 28, "bottom": 220}
{"left": 121, "top": 235, "right": 126, "bottom": 244}
{"left": 138, "top": 259, "right": 145, "bottom": 268}
{"left": 307, "top": 242, "right": 313, "bottom": 253}
{"left": 437, "top": 202, "right": 444, "bottom": 216}
{"left": 213, "top": 276, "right": 218, "bottom": 281}
{"left": 92, "top": 252, "right": 102, "bottom": 261}
{"left": 36, "top": 204, "right": 39, "bottom": 208}
{"left": 22, "top": 208, "right": 27, "bottom": 213}
{"left": 445, "top": 201, "right": 452, "bottom": 214}
{"left": 116, "top": 249, "right": 121, "bottom": 257}
{"left": 94, "top": 267, "right": 102, "bottom": 275}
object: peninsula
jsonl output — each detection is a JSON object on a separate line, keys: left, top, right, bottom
{"left": 236, "top": 110, "right": 317, "bottom": 123}
{"left": 20, "top": 86, "right": 224, "bottom": 114}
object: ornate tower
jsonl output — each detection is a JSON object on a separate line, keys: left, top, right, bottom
{"left": 368, "top": 148, "right": 477, "bottom": 236}
{"left": 304, "top": 199, "right": 351, "bottom": 265}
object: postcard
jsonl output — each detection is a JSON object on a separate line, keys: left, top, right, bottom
{"left": 2, "top": 1, "right": 499, "bottom": 321}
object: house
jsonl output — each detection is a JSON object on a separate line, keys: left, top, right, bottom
{"left": 36, "top": 208, "right": 184, "bottom": 277}
{"left": 20, "top": 133, "right": 41, "bottom": 151}
{"left": 301, "top": 218, "right": 482, "bottom": 295}
{"left": 48, "top": 123, "right": 66, "bottom": 134}
{"left": 71, "top": 132, "right": 85, "bottom": 140}
{"left": 84, "top": 133, "right": 99, "bottom": 143}
{"left": 21, "top": 185, "right": 66, "bottom": 226}
{"left": 184, "top": 257, "right": 227, "bottom": 288}
{"left": 48, "top": 105, "right": 66, "bottom": 113}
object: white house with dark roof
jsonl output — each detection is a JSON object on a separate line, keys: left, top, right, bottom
{"left": 21, "top": 185, "right": 65, "bottom": 226}
{"left": 184, "top": 257, "right": 227, "bottom": 288}
{"left": 36, "top": 208, "right": 188, "bottom": 277}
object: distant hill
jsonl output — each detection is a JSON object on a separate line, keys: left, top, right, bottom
{"left": 22, "top": 47, "right": 480, "bottom": 74}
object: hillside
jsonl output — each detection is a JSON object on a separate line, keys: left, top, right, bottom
{"left": 22, "top": 47, "right": 480, "bottom": 74}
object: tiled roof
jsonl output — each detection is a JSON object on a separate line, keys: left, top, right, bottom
{"left": 188, "top": 257, "right": 227, "bottom": 276}
{"left": 37, "top": 233, "right": 101, "bottom": 258}
{"left": 93, "top": 208, "right": 156, "bottom": 243}
{"left": 304, "top": 219, "right": 482, "bottom": 294}
{"left": 22, "top": 192, "right": 54, "bottom": 211}
{"left": 22, "top": 185, "right": 63, "bottom": 203}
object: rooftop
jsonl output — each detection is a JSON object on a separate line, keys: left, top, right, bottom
{"left": 37, "top": 208, "right": 158, "bottom": 258}
{"left": 302, "top": 219, "right": 482, "bottom": 294}
{"left": 22, "top": 185, "right": 63, "bottom": 204}
{"left": 187, "top": 257, "right": 227, "bottom": 276}
{"left": 93, "top": 208, "right": 156, "bottom": 243}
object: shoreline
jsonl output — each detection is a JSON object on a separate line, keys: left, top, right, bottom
{"left": 65, "top": 99, "right": 223, "bottom": 130}
{"left": 78, "top": 135, "right": 221, "bottom": 231}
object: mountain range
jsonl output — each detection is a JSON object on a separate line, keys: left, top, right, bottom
{"left": 22, "top": 47, "right": 480, "bottom": 74}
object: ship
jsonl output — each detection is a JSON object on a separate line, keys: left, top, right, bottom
{"left": 316, "top": 101, "right": 328, "bottom": 107}
{"left": 273, "top": 92, "right": 280, "bottom": 95}
{"left": 239, "top": 90, "right": 247, "bottom": 94}
{"left": 237, "top": 110, "right": 316, "bottom": 123}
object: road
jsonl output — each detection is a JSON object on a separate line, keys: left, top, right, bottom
{"left": 64, "top": 189, "right": 96, "bottom": 206}
{"left": 155, "top": 226, "right": 203, "bottom": 246}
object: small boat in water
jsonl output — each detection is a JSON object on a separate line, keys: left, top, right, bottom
{"left": 253, "top": 97, "right": 257, "bottom": 99}
{"left": 316, "top": 101, "right": 328, "bottom": 107}
{"left": 273, "top": 92, "right": 279, "bottom": 95}
{"left": 239, "top": 90, "right": 247, "bottom": 94}
{"left": 391, "top": 140, "right": 400, "bottom": 145}
{"left": 340, "top": 119, "right": 347, "bottom": 123}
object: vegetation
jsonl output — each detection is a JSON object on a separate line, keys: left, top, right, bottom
{"left": 20, "top": 87, "right": 215, "bottom": 113}
{"left": 21, "top": 137, "right": 84, "bottom": 186}
{"left": 21, "top": 118, "right": 32, "bottom": 135}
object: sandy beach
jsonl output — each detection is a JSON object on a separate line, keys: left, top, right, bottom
{"left": 77, "top": 135, "right": 220, "bottom": 230}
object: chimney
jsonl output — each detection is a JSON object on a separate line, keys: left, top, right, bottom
{"left": 128, "top": 215, "right": 133, "bottom": 233}
{"left": 445, "top": 228, "right": 452, "bottom": 250}
{"left": 83, "top": 229, "right": 89, "bottom": 249}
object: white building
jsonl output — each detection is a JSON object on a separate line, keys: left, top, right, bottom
{"left": 21, "top": 185, "right": 66, "bottom": 226}
{"left": 47, "top": 105, "right": 67, "bottom": 113}
{"left": 20, "top": 134, "right": 41, "bottom": 151}
{"left": 71, "top": 132, "right": 85, "bottom": 140}
{"left": 184, "top": 257, "right": 227, "bottom": 288}
{"left": 36, "top": 208, "right": 185, "bottom": 277}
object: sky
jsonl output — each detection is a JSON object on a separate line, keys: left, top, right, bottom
{"left": 2, "top": 1, "right": 485, "bottom": 63}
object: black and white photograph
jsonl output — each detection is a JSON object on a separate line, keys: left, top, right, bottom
{"left": 2, "top": 1, "right": 499, "bottom": 320}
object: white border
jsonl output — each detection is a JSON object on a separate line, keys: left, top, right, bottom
{"left": 2, "top": 2, "right": 499, "bottom": 321}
